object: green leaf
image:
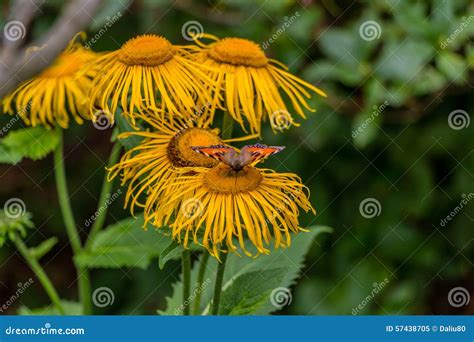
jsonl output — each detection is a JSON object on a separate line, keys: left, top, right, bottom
{"left": 436, "top": 51, "right": 468, "bottom": 85}
{"left": 28, "top": 237, "right": 58, "bottom": 260}
{"left": 159, "top": 239, "right": 182, "bottom": 270}
{"left": 75, "top": 216, "right": 171, "bottom": 270}
{"left": 0, "top": 127, "right": 59, "bottom": 164}
{"left": 159, "top": 226, "right": 332, "bottom": 315}
{"left": 0, "top": 145, "right": 23, "bottom": 164}
{"left": 18, "top": 300, "right": 82, "bottom": 315}
{"left": 219, "top": 268, "right": 287, "bottom": 315}
{"left": 375, "top": 39, "right": 434, "bottom": 83}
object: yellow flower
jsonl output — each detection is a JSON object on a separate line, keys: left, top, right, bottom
{"left": 89, "top": 34, "right": 214, "bottom": 124}
{"left": 150, "top": 163, "right": 315, "bottom": 259}
{"left": 190, "top": 34, "right": 327, "bottom": 134}
{"left": 107, "top": 112, "right": 223, "bottom": 216}
{"left": 2, "top": 44, "right": 97, "bottom": 128}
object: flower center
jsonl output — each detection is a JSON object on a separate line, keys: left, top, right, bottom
{"left": 167, "top": 127, "right": 221, "bottom": 167}
{"left": 40, "top": 52, "right": 83, "bottom": 78}
{"left": 118, "top": 35, "right": 176, "bottom": 66}
{"left": 207, "top": 38, "right": 268, "bottom": 67}
{"left": 204, "top": 164, "right": 263, "bottom": 193}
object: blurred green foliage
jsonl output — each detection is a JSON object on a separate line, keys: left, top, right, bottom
{"left": 1, "top": 0, "right": 473, "bottom": 315}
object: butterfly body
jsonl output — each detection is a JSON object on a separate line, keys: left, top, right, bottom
{"left": 192, "top": 143, "right": 285, "bottom": 172}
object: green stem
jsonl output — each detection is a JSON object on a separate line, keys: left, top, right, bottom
{"left": 211, "top": 252, "right": 228, "bottom": 315}
{"left": 13, "top": 235, "right": 65, "bottom": 315}
{"left": 86, "top": 142, "right": 122, "bottom": 248}
{"left": 222, "top": 113, "right": 234, "bottom": 140}
{"left": 193, "top": 253, "right": 209, "bottom": 315}
{"left": 209, "top": 112, "right": 233, "bottom": 315}
{"left": 181, "top": 249, "right": 191, "bottom": 315}
{"left": 54, "top": 128, "right": 91, "bottom": 314}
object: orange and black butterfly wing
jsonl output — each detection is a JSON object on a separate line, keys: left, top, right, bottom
{"left": 191, "top": 145, "right": 235, "bottom": 164}
{"left": 240, "top": 143, "right": 285, "bottom": 166}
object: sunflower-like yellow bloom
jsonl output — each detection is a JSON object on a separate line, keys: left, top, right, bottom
{"left": 189, "top": 34, "right": 327, "bottom": 134}
{"left": 107, "top": 112, "right": 223, "bottom": 216}
{"left": 149, "top": 162, "right": 315, "bottom": 258}
{"left": 2, "top": 44, "right": 97, "bottom": 128}
{"left": 89, "top": 34, "right": 214, "bottom": 123}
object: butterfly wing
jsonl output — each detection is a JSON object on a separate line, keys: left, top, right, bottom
{"left": 191, "top": 145, "right": 236, "bottom": 164}
{"left": 239, "top": 143, "right": 285, "bottom": 167}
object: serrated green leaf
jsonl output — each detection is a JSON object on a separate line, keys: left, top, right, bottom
{"left": 159, "top": 226, "right": 332, "bottom": 315}
{"left": 75, "top": 216, "right": 171, "bottom": 269}
{"left": 0, "top": 145, "right": 23, "bottom": 164}
{"left": 159, "top": 239, "right": 182, "bottom": 270}
{"left": 219, "top": 268, "right": 287, "bottom": 315}
{"left": 28, "top": 237, "right": 58, "bottom": 260}
{"left": 0, "top": 127, "right": 59, "bottom": 163}
{"left": 18, "top": 300, "right": 82, "bottom": 315}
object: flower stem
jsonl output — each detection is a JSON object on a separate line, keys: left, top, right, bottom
{"left": 13, "top": 235, "right": 65, "bottom": 315}
{"left": 54, "top": 128, "right": 91, "bottom": 314}
{"left": 181, "top": 249, "right": 192, "bottom": 315}
{"left": 222, "top": 113, "right": 234, "bottom": 140}
{"left": 209, "top": 112, "right": 233, "bottom": 315}
{"left": 211, "top": 252, "right": 228, "bottom": 315}
{"left": 193, "top": 252, "right": 209, "bottom": 315}
{"left": 86, "top": 142, "right": 122, "bottom": 248}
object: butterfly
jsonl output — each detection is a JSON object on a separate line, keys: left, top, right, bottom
{"left": 191, "top": 143, "right": 285, "bottom": 172}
